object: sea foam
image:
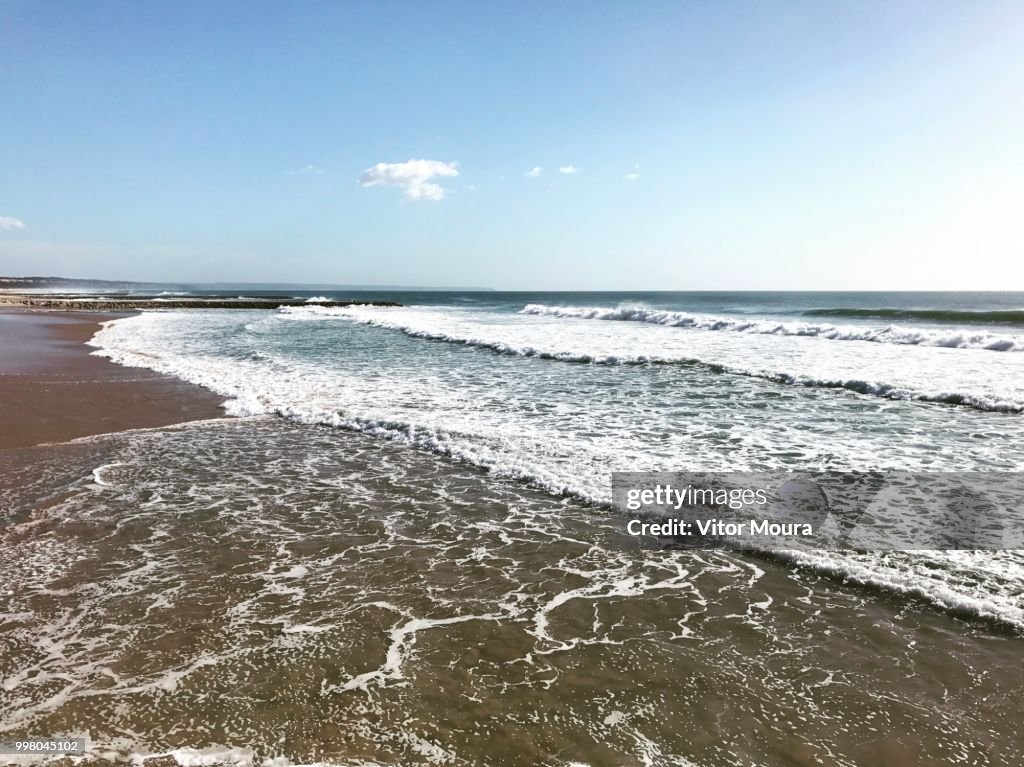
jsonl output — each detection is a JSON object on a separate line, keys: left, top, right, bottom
{"left": 279, "top": 305, "right": 1024, "bottom": 413}
{"left": 519, "top": 303, "right": 1024, "bottom": 352}
{"left": 85, "top": 309, "right": 1024, "bottom": 632}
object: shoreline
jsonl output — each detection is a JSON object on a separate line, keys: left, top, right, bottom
{"left": 0, "top": 309, "right": 225, "bottom": 450}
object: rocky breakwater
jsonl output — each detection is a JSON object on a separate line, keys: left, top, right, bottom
{"left": 0, "top": 296, "right": 403, "bottom": 310}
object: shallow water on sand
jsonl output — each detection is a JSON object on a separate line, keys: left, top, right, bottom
{"left": 88, "top": 303, "right": 1024, "bottom": 631}
{"left": 2, "top": 419, "right": 1022, "bottom": 766}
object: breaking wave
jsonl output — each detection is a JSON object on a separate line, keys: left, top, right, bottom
{"left": 281, "top": 306, "right": 1024, "bottom": 413}
{"left": 519, "top": 304, "right": 1024, "bottom": 352}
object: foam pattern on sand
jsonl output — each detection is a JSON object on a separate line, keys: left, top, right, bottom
{"left": 3, "top": 420, "right": 1023, "bottom": 765}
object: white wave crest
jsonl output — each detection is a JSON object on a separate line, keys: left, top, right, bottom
{"left": 279, "top": 306, "right": 1024, "bottom": 413}
{"left": 777, "top": 549, "right": 1024, "bottom": 631}
{"left": 519, "top": 304, "right": 1024, "bottom": 352}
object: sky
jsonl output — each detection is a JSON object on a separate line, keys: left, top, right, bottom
{"left": 1, "top": 0, "right": 1022, "bottom": 290}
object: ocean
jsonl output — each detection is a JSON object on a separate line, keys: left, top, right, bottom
{"left": 3, "top": 291, "right": 1024, "bottom": 765}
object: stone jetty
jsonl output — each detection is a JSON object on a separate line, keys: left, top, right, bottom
{"left": 0, "top": 295, "right": 402, "bottom": 310}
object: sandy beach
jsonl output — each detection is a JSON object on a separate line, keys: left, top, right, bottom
{"left": 0, "top": 310, "right": 223, "bottom": 450}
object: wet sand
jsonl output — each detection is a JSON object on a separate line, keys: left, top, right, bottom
{"left": 3, "top": 417, "right": 1023, "bottom": 766}
{"left": 0, "top": 310, "right": 224, "bottom": 450}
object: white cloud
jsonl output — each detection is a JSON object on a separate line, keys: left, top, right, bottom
{"left": 287, "top": 164, "right": 325, "bottom": 175}
{"left": 359, "top": 159, "right": 459, "bottom": 201}
{"left": 559, "top": 166, "right": 581, "bottom": 175}
{"left": 525, "top": 166, "right": 543, "bottom": 178}
{"left": 0, "top": 216, "right": 25, "bottom": 231}
{"left": 625, "top": 172, "right": 640, "bottom": 181}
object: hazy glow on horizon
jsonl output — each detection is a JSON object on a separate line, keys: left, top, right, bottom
{"left": 0, "top": 1, "right": 1022, "bottom": 289}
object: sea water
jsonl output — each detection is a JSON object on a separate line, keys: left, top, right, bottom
{"left": 3, "top": 291, "right": 1024, "bottom": 765}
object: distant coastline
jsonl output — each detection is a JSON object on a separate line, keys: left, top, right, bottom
{"left": 0, "top": 275, "right": 495, "bottom": 292}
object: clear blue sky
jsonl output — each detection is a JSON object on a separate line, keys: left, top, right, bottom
{"left": 1, "top": 1, "right": 1021, "bottom": 289}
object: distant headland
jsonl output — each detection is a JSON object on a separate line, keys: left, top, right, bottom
{"left": 0, "top": 276, "right": 494, "bottom": 292}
